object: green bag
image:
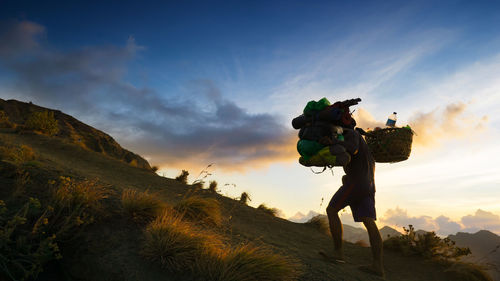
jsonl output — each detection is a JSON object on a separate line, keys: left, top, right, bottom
{"left": 297, "top": 139, "right": 324, "bottom": 160}
{"left": 303, "top": 97, "right": 331, "bottom": 116}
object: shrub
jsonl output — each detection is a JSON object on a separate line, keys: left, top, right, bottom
{"left": 151, "top": 166, "right": 159, "bottom": 172}
{"left": 0, "top": 144, "right": 36, "bottom": 164}
{"left": 141, "top": 209, "right": 222, "bottom": 271}
{"left": 199, "top": 244, "right": 302, "bottom": 281}
{"left": 383, "top": 225, "right": 471, "bottom": 260}
{"left": 0, "top": 110, "right": 14, "bottom": 128}
{"left": 121, "top": 189, "right": 163, "bottom": 221}
{"left": 48, "top": 176, "right": 108, "bottom": 239}
{"left": 208, "top": 181, "right": 218, "bottom": 192}
{"left": 257, "top": 204, "right": 278, "bottom": 217}
{"left": 240, "top": 192, "right": 251, "bottom": 205}
{"left": 175, "top": 170, "right": 189, "bottom": 184}
{"left": 305, "top": 215, "right": 330, "bottom": 235}
{"left": 0, "top": 199, "right": 62, "bottom": 281}
{"left": 24, "top": 111, "right": 59, "bottom": 136}
{"left": 174, "top": 196, "right": 222, "bottom": 226}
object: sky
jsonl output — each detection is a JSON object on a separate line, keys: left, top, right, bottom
{"left": 1, "top": 0, "right": 499, "bottom": 236}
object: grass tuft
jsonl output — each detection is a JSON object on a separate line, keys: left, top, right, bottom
{"left": 444, "top": 262, "right": 493, "bottom": 281}
{"left": 121, "top": 189, "right": 164, "bottom": 221}
{"left": 199, "top": 244, "right": 302, "bottom": 281}
{"left": 175, "top": 170, "right": 189, "bottom": 184}
{"left": 141, "top": 209, "right": 222, "bottom": 271}
{"left": 257, "top": 204, "right": 278, "bottom": 217}
{"left": 0, "top": 144, "right": 36, "bottom": 164}
{"left": 174, "top": 196, "right": 222, "bottom": 226}
{"left": 305, "top": 215, "right": 330, "bottom": 235}
{"left": 240, "top": 192, "right": 251, "bottom": 205}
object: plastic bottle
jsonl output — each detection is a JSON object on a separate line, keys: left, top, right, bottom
{"left": 386, "top": 112, "right": 397, "bottom": 127}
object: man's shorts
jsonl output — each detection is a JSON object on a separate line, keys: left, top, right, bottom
{"left": 327, "top": 183, "right": 376, "bottom": 222}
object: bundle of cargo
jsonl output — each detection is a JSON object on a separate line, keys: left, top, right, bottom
{"left": 292, "top": 97, "right": 361, "bottom": 168}
{"left": 364, "top": 126, "right": 414, "bottom": 163}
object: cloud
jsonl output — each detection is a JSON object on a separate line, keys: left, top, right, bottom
{"left": 381, "top": 207, "right": 500, "bottom": 236}
{"left": 461, "top": 209, "right": 500, "bottom": 234}
{"left": 353, "top": 102, "right": 488, "bottom": 149}
{"left": 0, "top": 20, "right": 296, "bottom": 170}
{"left": 0, "top": 20, "right": 45, "bottom": 56}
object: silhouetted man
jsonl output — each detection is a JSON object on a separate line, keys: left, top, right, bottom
{"left": 323, "top": 126, "right": 384, "bottom": 277}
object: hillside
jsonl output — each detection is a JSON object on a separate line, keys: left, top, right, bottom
{"left": 0, "top": 102, "right": 492, "bottom": 281}
{"left": 449, "top": 231, "right": 500, "bottom": 280}
{"left": 0, "top": 99, "right": 150, "bottom": 169}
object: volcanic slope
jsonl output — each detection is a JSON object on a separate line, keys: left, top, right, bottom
{"left": 0, "top": 101, "right": 475, "bottom": 281}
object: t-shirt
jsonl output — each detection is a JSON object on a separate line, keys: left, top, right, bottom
{"left": 340, "top": 128, "right": 376, "bottom": 197}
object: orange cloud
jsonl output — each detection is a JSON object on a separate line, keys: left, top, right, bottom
{"left": 354, "top": 102, "right": 489, "bottom": 149}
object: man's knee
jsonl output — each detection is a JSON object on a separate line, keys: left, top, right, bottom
{"left": 326, "top": 204, "right": 340, "bottom": 217}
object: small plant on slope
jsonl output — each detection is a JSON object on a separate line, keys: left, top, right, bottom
{"left": 257, "top": 204, "right": 278, "bottom": 217}
{"left": 175, "top": 170, "right": 189, "bottom": 184}
{"left": 174, "top": 196, "right": 222, "bottom": 227}
{"left": 121, "top": 189, "right": 163, "bottom": 222}
{"left": 305, "top": 215, "right": 330, "bottom": 236}
{"left": 24, "top": 111, "right": 59, "bottom": 136}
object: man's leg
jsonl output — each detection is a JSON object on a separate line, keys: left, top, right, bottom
{"left": 360, "top": 217, "right": 384, "bottom": 277}
{"left": 326, "top": 205, "right": 344, "bottom": 260}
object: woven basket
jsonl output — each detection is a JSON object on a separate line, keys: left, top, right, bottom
{"left": 364, "top": 127, "right": 414, "bottom": 163}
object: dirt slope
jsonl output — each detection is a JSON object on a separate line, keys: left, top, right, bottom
{"left": 0, "top": 98, "right": 150, "bottom": 169}
{"left": 0, "top": 128, "right": 458, "bottom": 281}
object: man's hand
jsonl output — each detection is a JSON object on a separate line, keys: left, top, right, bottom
{"left": 319, "top": 136, "right": 335, "bottom": 146}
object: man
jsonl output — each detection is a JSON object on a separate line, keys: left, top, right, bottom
{"left": 323, "top": 124, "right": 384, "bottom": 277}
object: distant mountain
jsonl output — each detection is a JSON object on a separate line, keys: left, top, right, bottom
{"left": 288, "top": 210, "right": 320, "bottom": 223}
{"left": 448, "top": 230, "right": 500, "bottom": 281}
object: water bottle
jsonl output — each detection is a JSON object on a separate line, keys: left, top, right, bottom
{"left": 386, "top": 112, "right": 397, "bottom": 127}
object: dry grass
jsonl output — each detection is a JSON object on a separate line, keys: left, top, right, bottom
{"left": 24, "top": 111, "right": 59, "bottom": 136}
{"left": 49, "top": 177, "right": 108, "bottom": 239}
{"left": 257, "top": 204, "right": 278, "bottom": 217}
{"left": 240, "top": 192, "right": 251, "bottom": 205}
{"left": 0, "top": 110, "right": 15, "bottom": 128}
{"left": 174, "top": 196, "right": 222, "bottom": 226}
{"left": 141, "top": 209, "right": 223, "bottom": 271}
{"left": 121, "top": 189, "right": 164, "bottom": 221}
{"left": 199, "top": 244, "right": 302, "bottom": 281}
{"left": 305, "top": 215, "right": 330, "bottom": 235}
{"left": 0, "top": 143, "right": 36, "bottom": 164}
{"left": 444, "top": 262, "right": 493, "bottom": 281}
{"left": 175, "top": 170, "right": 189, "bottom": 184}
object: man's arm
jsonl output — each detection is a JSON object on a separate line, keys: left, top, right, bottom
{"left": 339, "top": 128, "right": 360, "bottom": 156}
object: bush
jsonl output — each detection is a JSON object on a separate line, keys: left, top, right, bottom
{"left": 175, "top": 170, "right": 189, "bottom": 184}
{"left": 174, "top": 196, "right": 222, "bottom": 226}
{"left": 240, "top": 192, "right": 251, "bottom": 205}
{"left": 0, "top": 110, "right": 14, "bottom": 128}
{"left": 151, "top": 166, "right": 159, "bottom": 172}
{"left": 121, "top": 189, "right": 163, "bottom": 221}
{"left": 208, "top": 181, "right": 218, "bottom": 192}
{"left": 0, "top": 144, "right": 36, "bottom": 164}
{"left": 305, "top": 215, "right": 330, "bottom": 235}
{"left": 48, "top": 176, "right": 108, "bottom": 239}
{"left": 383, "top": 225, "right": 471, "bottom": 260}
{"left": 0, "top": 198, "right": 62, "bottom": 281}
{"left": 141, "top": 209, "right": 223, "bottom": 272}
{"left": 24, "top": 111, "right": 59, "bottom": 136}
{"left": 257, "top": 204, "right": 278, "bottom": 217}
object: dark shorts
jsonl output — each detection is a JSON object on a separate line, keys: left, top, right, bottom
{"left": 328, "top": 183, "right": 376, "bottom": 222}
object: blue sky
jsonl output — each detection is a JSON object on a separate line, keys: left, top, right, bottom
{"left": 1, "top": 0, "right": 500, "bottom": 235}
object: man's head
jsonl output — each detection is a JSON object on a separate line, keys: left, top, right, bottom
{"left": 331, "top": 101, "right": 356, "bottom": 129}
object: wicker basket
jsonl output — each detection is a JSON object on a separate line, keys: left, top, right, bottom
{"left": 364, "top": 127, "right": 414, "bottom": 163}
